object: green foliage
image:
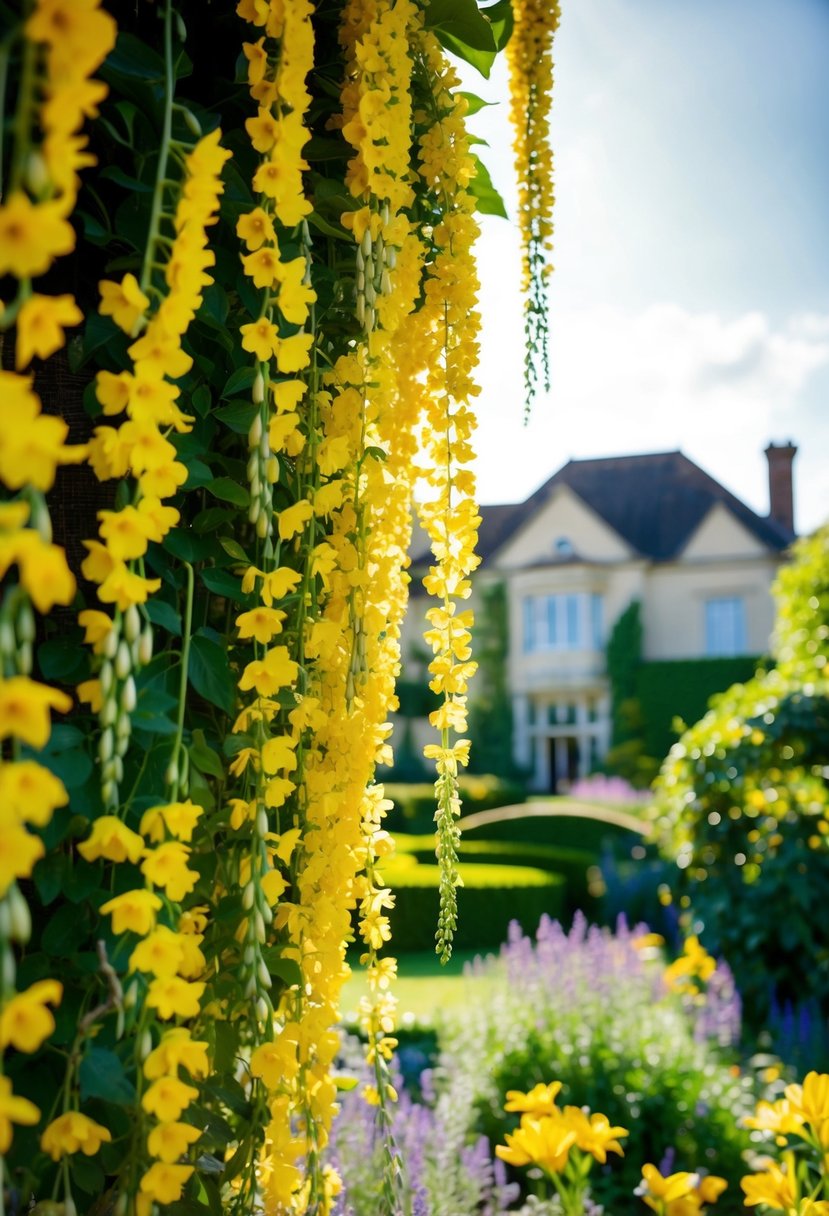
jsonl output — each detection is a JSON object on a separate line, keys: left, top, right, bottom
{"left": 653, "top": 525, "right": 829, "bottom": 1020}
{"left": 436, "top": 918, "right": 755, "bottom": 1215}
{"left": 606, "top": 600, "right": 642, "bottom": 748}
{"left": 467, "top": 580, "right": 520, "bottom": 778}
{"left": 636, "top": 655, "right": 762, "bottom": 761}
{"left": 383, "top": 775, "right": 526, "bottom": 834}
{"left": 383, "top": 859, "right": 565, "bottom": 952}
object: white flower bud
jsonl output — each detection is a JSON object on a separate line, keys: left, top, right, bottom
{"left": 165, "top": 760, "right": 178, "bottom": 787}
{"left": 0, "top": 622, "right": 14, "bottom": 658}
{"left": 139, "top": 1029, "right": 153, "bottom": 1060}
{"left": 101, "top": 779, "right": 115, "bottom": 805}
{"left": 356, "top": 246, "right": 364, "bottom": 273}
{"left": 249, "top": 412, "right": 263, "bottom": 447}
{"left": 17, "top": 604, "right": 35, "bottom": 643}
{"left": 256, "top": 807, "right": 269, "bottom": 838}
{"left": 100, "top": 659, "right": 114, "bottom": 696}
{"left": 0, "top": 902, "right": 12, "bottom": 940}
{"left": 115, "top": 640, "right": 131, "bottom": 681}
{"left": 138, "top": 625, "right": 154, "bottom": 666}
{"left": 355, "top": 295, "right": 365, "bottom": 325}
{"left": 258, "top": 959, "right": 271, "bottom": 989}
{"left": 357, "top": 269, "right": 365, "bottom": 293}
{"left": 183, "top": 108, "right": 202, "bottom": 137}
{"left": 256, "top": 996, "right": 270, "bottom": 1023}
{"left": 386, "top": 247, "right": 397, "bottom": 270}
{"left": 18, "top": 641, "right": 32, "bottom": 674}
{"left": 244, "top": 975, "right": 257, "bottom": 998}
{"left": 8, "top": 886, "right": 31, "bottom": 944}
{"left": 361, "top": 228, "right": 372, "bottom": 258}
{"left": 242, "top": 882, "right": 256, "bottom": 911}
{"left": 261, "top": 901, "right": 273, "bottom": 925}
{"left": 381, "top": 270, "right": 392, "bottom": 296}
{"left": 112, "top": 756, "right": 124, "bottom": 784}
{"left": 255, "top": 512, "right": 269, "bottom": 539}
{"left": 364, "top": 280, "right": 376, "bottom": 307}
{"left": 101, "top": 698, "right": 117, "bottom": 727}
{"left": 99, "top": 728, "right": 114, "bottom": 764}
{"left": 121, "top": 676, "right": 137, "bottom": 713}
{"left": 254, "top": 910, "right": 266, "bottom": 943}
{"left": 250, "top": 473, "right": 260, "bottom": 500}
{"left": 26, "top": 150, "right": 49, "bottom": 196}
{"left": 123, "top": 980, "right": 138, "bottom": 1009}
{"left": 124, "top": 605, "right": 141, "bottom": 643}
{"left": 104, "top": 627, "right": 119, "bottom": 660}
{"left": 247, "top": 452, "right": 259, "bottom": 482}
{"left": 116, "top": 714, "right": 132, "bottom": 744}
{"left": 248, "top": 500, "right": 260, "bottom": 525}
{"left": 252, "top": 371, "right": 265, "bottom": 405}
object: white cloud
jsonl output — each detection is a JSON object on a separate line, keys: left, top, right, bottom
{"left": 472, "top": 302, "right": 829, "bottom": 532}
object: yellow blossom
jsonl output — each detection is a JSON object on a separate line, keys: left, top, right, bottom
{"left": 141, "top": 842, "right": 198, "bottom": 902}
{"left": 140, "top": 801, "right": 204, "bottom": 843}
{"left": 505, "top": 1082, "right": 562, "bottom": 1116}
{"left": 99, "top": 273, "right": 150, "bottom": 334}
{"left": 0, "top": 761, "right": 68, "bottom": 827}
{"left": 139, "top": 1162, "right": 195, "bottom": 1205}
{"left": 236, "top": 606, "right": 286, "bottom": 643}
{"left": 78, "top": 609, "right": 114, "bottom": 654}
{"left": 129, "top": 927, "right": 187, "bottom": 978}
{"left": 15, "top": 294, "right": 82, "bottom": 369}
{"left": 236, "top": 207, "right": 277, "bottom": 251}
{"left": 78, "top": 816, "right": 145, "bottom": 865}
{"left": 146, "top": 977, "right": 205, "bottom": 1021}
{"left": 143, "top": 1029, "right": 210, "bottom": 1081}
{"left": 0, "top": 194, "right": 75, "bottom": 278}
{"left": 0, "top": 979, "right": 63, "bottom": 1053}
{"left": 41, "top": 1111, "right": 111, "bottom": 1161}
{"left": 147, "top": 1121, "right": 201, "bottom": 1164}
{"left": 0, "top": 1076, "right": 40, "bottom": 1154}
{"left": 99, "top": 889, "right": 163, "bottom": 936}
{"left": 0, "top": 676, "right": 71, "bottom": 748}
{"left": 238, "top": 646, "right": 299, "bottom": 697}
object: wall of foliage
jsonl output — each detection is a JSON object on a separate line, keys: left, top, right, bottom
{"left": 0, "top": 0, "right": 559, "bottom": 1213}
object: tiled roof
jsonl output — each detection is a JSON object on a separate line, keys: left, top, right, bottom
{"left": 473, "top": 450, "right": 794, "bottom": 563}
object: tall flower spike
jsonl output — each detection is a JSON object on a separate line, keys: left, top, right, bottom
{"left": 507, "top": 0, "right": 561, "bottom": 414}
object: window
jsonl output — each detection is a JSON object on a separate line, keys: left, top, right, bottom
{"left": 554, "top": 536, "right": 574, "bottom": 556}
{"left": 705, "top": 597, "right": 747, "bottom": 656}
{"left": 522, "top": 593, "right": 604, "bottom": 652}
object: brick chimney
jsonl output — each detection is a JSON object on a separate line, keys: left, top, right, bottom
{"left": 764, "top": 441, "right": 797, "bottom": 534}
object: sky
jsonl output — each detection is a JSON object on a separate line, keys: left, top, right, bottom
{"left": 462, "top": 0, "right": 829, "bottom": 534}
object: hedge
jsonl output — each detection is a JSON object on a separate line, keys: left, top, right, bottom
{"left": 384, "top": 776, "right": 526, "bottom": 834}
{"left": 383, "top": 860, "right": 565, "bottom": 952}
{"left": 636, "top": 656, "right": 762, "bottom": 760}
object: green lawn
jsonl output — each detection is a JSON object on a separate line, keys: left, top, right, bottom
{"left": 341, "top": 949, "right": 499, "bottom": 1024}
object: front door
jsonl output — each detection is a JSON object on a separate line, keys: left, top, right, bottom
{"left": 548, "top": 736, "right": 579, "bottom": 793}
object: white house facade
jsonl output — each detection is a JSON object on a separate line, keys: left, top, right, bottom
{"left": 402, "top": 445, "right": 796, "bottom": 791}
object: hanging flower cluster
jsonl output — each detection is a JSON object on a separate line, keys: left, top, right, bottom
{"left": 507, "top": 0, "right": 562, "bottom": 411}
{"left": 0, "top": 0, "right": 554, "bottom": 1212}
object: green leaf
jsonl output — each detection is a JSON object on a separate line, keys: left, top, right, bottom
{"left": 222, "top": 366, "right": 256, "bottom": 399}
{"left": 426, "top": 0, "right": 497, "bottom": 75}
{"left": 79, "top": 1048, "right": 136, "bottom": 1106}
{"left": 207, "top": 477, "right": 250, "bottom": 508}
{"left": 102, "top": 32, "right": 165, "bottom": 82}
{"left": 469, "top": 153, "right": 508, "bottom": 218}
{"left": 190, "top": 729, "right": 225, "bottom": 779}
{"left": 34, "top": 852, "right": 66, "bottom": 906}
{"left": 215, "top": 399, "right": 259, "bottom": 434}
{"left": 201, "top": 568, "right": 251, "bottom": 605}
{"left": 218, "top": 537, "right": 249, "bottom": 563}
{"left": 183, "top": 458, "right": 215, "bottom": 490}
{"left": 191, "top": 385, "right": 213, "bottom": 417}
{"left": 189, "top": 633, "right": 236, "bottom": 717}
{"left": 193, "top": 507, "right": 237, "bottom": 534}
{"left": 261, "top": 950, "right": 302, "bottom": 988}
{"left": 99, "top": 165, "right": 153, "bottom": 193}
{"left": 459, "top": 90, "right": 498, "bottom": 116}
{"left": 481, "top": 0, "right": 514, "bottom": 50}
{"left": 37, "top": 637, "right": 86, "bottom": 681}
{"left": 163, "top": 528, "right": 221, "bottom": 562}
{"left": 334, "top": 1074, "right": 360, "bottom": 1092}
{"left": 145, "top": 599, "right": 182, "bottom": 636}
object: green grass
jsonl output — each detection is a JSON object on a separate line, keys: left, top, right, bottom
{"left": 341, "top": 949, "right": 498, "bottom": 1024}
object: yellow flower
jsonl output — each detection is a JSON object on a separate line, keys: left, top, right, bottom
{"left": 236, "top": 207, "right": 277, "bottom": 251}
{"left": 99, "top": 889, "right": 162, "bottom": 936}
{"left": 240, "top": 317, "right": 280, "bottom": 361}
{"left": 277, "top": 499, "right": 313, "bottom": 541}
{"left": 147, "top": 1121, "right": 201, "bottom": 1164}
{"left": 242, "top": 246, "right": 282, "bottom": 288}
{"left": 98, "top": 563, "right": 162, "bottom": 611}
{"left": 78, "top": 608, "right": 115, "bottom": 654}
{"left": 97, "top": 505, "right": 155, "bottom": 561}
{"left": 240, "top": 564, "right": 301, "bottom": 605}
{"left": 98, "top": 273, "right": 150, "bottom": 334}
{"left": 261, "top": 735, "right": 297, "bottom": 775}
{"left": 139, "top": 1162, "right": 194, "bottom": 1205}
{"left": 0, "top": 676, "right": 71, "bottom": 748}
{"left": 786, "top": 1072, "right": 829, "bottom": 1130}
{"left": 0, "top": 373, "right": 86, "bottom": 491}
{"left": 0, "top": 825, "right": 44, "bottom": 897}
{"left": 129, "top": 927, "right": 186, "bottom": 978}
{"left": 275, "top": 257, "right": 316, "bottom": 326}
{"left": 504, "top": 1082, "right": 562, "bottom": 1116}
{"left": 275, "top": 331, "right": 313, "bottom": 373}
{"left": 78, "top": 816, "right": 145, "bottom": 865}
{"left": 141, "top": 842, "right": 198, "bottom": 902}
{"left": 146, "top": 977, "right": 205, "bottom": 1021}
{"left": 561, "top": 1106, "right": 628, "bottom": 1163}
{"left": 238, "top": 646, "right": 299, "bottom": 697}
{"left": 495, "top": 1114, "right": 576, "bottom": 1173}
{"left": 41, "top": 1111, "right": 111, "bottom": 1161}
{"left": 140, "top": 801, "right": 204, "bottom": 843}
{"left": 95, "top": 369, "right": 132, "bottom": 415}
{"left": 0, "top": 193, "right": 74, "bottom": 279}
{"left": 236, "top": 606, "right": 286, "bottom": 644}
{"left": 143, "top": 1029, "right": 210, "bottom": 1080}
{"left": 15, "top": 533, "right": 76, "bottom": 613}
{"left": 15, "top": 294, "right": 82, "bottom": 370}
{"left": 0, "top": 760, "right": 68, "bottom": 827}
{"left": 143, "top": 1075, "right": 200, "bottom": 1123}
{"left": 0, "top": 1075, "right": 40, "bottom": 1154}
{"left": 0, "top": 979, "right": 62, "bottom": 1053}
{"left": 77, "top": 678, "right": 103, "bottom": 713}
{"left": 741, "top": 1158, "right": 797, "bottom": 1209}
{"left": 640, "top": 1164, "right": 700, "bottom": 1210}
{"left": 696, "top": 1175, "right": 728, "bottom": 1205}
{"left": 745, "top": 1097, "right": 805, "bottom": 1137}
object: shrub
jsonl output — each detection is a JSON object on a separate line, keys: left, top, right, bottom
{"left": 384, "top": 858, "right": 565, "bottom": 952}
{"left": 384, "top": 776, "right": 526, "bottom": 834}
{"left": 435, "top": 914, "right": 754, "bottom": 1214}
{"left": 652, "top": 526, "right": 829, "bottom": 1022}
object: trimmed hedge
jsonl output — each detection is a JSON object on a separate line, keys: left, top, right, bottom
{"left": 636, "top": 655, "right": 761, "bottom": 760}
{"left": 384, "top": 859, "right": 565, "bottom": 952}
{"left": 384, "top": 775, "right": 526, "bottom": 834}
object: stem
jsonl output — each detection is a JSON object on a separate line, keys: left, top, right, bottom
{"left": 8, "top": 26, "right": 35, "bottom": 195}
{"left": 168, "top": 560, "right": 194, "bottom": 800}
{"left": 140, "top": 0, "right": 175, "bottom": 295}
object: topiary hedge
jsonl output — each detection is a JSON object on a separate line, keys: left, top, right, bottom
{"left": 384, "top": 775, "right": 527, "bottom": 834}
{"left": 383, "top": 860, "right": 565, "bottom": 952}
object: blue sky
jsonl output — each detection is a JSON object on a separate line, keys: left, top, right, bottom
{"left": 465, "top": 0, "right": 829, "bottom": 533}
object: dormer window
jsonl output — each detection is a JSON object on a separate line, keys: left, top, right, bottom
{"left": 554, "top": 536, "right": 574, "bottom": 557}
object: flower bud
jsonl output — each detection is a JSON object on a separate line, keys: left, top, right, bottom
{"left": 183, "top": 108, "right": 201, "bottom": 137}
{"left": 124, "top": 605, "right": 141, "bottom": 643}
{"left": 248, "top": 500, "right": 260, "bottom": 525}
{"left": 100, "top": 659, "right": 114, "bottom": 695}
{"left": 361, "top": 228, "right": 372, "bottom": 258}
{"left": 0, "top": 902, "right": 12, "bottom": 940}
{"left": 175, "top": 11, "right": 188, "bottom": 41}
{"left": 123, "top": 980, "right": 138, "bottom": 1009}
{"left": 116, "top": 714, "right": 132, "bottom": 744}
{"left": 256, "top": 807, "right": 269, "bottom": 838}
{"left": 17, "top": 604, "right": 35, "bottom": 643}
{"left": 249, "top": 412, "right": 263, "bottom": 447}
{"left": 104, "top": 626, "right": 119, "bottom": 659}
{"left": 101, "top": 779, "right": 115, "bottom": 806}
{"left": 244, "top": 975, "right": 257, "bottom": 999}
{"left": 165, "top": 759, "right": 178, "bottom": 787}
{"left": 256, "top": 996, "right": 270, "bottom": 1023}
{"left": 26, "top": 150, "right": 49, "bottom": 196}
{"left": 121, "top": 676, "right": 137, "bottom": 713}
{"left": 0, "top": 622, "right": 16, "bottom": 659}
{"left": 386, "top": 246, "right": 397, "bottom": 270}
{"left": 138, "top": 625, "right": 154, "bottom": 666}
{"left": 112, "top": 756, "right": 124, "bottom": 784}
{"left": 8, "top": 886, "right": 31, "bottom": 944}
{"left": 101, "top": 698, "right": 117, "bottom": 727}
{"left": 2, "top": 947, "right": 16, "bottom": 989}
{"left": 258, "top": 959, "right": 271, "bottom": 989}
{"left": 265, "top": 456, "right": 279, "bottom": 485}
{"left": 261, "top": 902, "right": 273, "bottom": 925}
{"left": 99, "top": 728, "right": 114, "bottom": 764}
{"left": 18, "top": 641, "right": 32, "bottom": 674}
{"left": 252, "top": 372, "right": 265, "bottom": 405}
{"left": 139, "top": 1029, "right": 153, "bottom": 1060}
{"left": 242, "top": 882, "right": 256, "bottom": 911}
{"left": 255, "top": 512, "right": 269, "bottom": 539}
{"left": 115, "top": 640, "right": 132, "bottom": 681}
{"left": 254, "top": 910, "right": 266, "bottom": 943}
